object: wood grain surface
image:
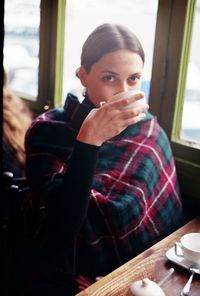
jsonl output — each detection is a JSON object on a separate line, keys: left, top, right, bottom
{"left": 76, "top": 217, "right": 200, "bottom": 296}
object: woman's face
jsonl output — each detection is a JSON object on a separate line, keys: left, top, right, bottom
{"left": 79, "top": 49, "right": 144, "bottom": 107}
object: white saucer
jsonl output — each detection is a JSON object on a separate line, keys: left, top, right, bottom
{"left": 165, "top": 247, "right": 200, "bottom": 274}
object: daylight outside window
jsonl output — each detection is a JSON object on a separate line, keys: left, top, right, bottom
{"left": 181, "top": 0, "right": 200, "bottom": 145}
{"left": 62, "top": 0, "right": 158, "bottom": 103}
{"left": 3, "top": 0, "right": 40, "bottom": 100}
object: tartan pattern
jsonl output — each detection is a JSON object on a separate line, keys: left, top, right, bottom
{"left": 25, "top": 93, "right": 183, "bottom": 276}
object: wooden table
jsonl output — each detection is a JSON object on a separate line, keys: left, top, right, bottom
{"left": 76, "top": 216, "right": 200, "bottom": 296}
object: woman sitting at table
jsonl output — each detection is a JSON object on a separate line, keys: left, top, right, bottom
{"left": 21, "top": 23, "right": 184, "bottom": 295}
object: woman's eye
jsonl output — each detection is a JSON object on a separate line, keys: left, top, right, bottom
{"left": 129, "top": 75, "right": 138, "bottom": 81}
{"left": 103, "top": 75, "right": 115, "bottom": 82}
{"left": 128, "top": 75, "right": 141, "bottom": 85}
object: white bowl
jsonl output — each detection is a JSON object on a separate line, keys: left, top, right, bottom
{"left": 129, "top": 278, "right": 166, "bottom": 296}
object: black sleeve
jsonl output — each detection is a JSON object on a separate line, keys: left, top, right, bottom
{"left": 46, "top": 140, "right": 99, "bottom": 238}
{"left": 25, "top": 135, "right": 99, "bottom": 243}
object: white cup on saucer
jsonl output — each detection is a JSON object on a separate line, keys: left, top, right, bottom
{"left": 175, "top": 232, "right": 200, "bottom": 264}
{"left": 107, "top": 90, "right": 146, "bottom": 109}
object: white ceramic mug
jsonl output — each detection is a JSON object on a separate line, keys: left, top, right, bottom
{"left": 107, "top": 90, "right": 146, "bottom": 109}
{"left": 175, "top": 232, "right": 200, "bottom": 264}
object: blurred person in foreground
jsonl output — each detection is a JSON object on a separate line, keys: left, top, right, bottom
{"left": 3, "top": 70, "right": 33, "bottom": 177}
{"left": 15, "top": 24, "right": 183, "bottom": 295}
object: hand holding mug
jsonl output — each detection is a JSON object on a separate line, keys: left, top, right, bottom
{"left": 77, "top": 90, "right": 148, "bottom": 146}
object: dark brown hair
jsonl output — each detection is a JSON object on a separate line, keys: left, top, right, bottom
{"left": 80, "top": 23, "right": 145, "bottom": 73}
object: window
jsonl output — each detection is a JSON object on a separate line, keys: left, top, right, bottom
{"left": 62, "top": 0, "right": 158, "bottom": 103}
{"left": 180, "top": 0, "right": 200, "bottom": 145}
{"left": 4, "top": 0, "right": 40, "bottom": 100}
{"left": 3, "top": 0, "right": 60, "bottom": 115}
{"left": 170, "top": 0, "right": 200, "bottom": 149}
{"left": 150, "top": 0, "right": 200, "bottom": 201}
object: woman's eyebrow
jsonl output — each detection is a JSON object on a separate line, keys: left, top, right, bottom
{"left": 130, "top": 72, "right": 143, "bottom": 76}
{"left": 102, "top": 70, "right": 120, "bottom": 76}
{"left": 102, "top": 70, "right": 142, "bottom": 76}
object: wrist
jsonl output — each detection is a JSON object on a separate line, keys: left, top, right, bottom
{"left": 76, "top": 131, "right": 103, "bottom": 147}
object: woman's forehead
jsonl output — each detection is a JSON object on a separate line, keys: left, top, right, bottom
{"left": 91, "top": 49, "right": 143, "bottom": 73}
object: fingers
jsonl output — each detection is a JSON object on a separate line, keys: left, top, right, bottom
{"left": 76, "top": 275, "right": 95, "bottom": 291}
{"left": 76, "top": 275, "right": 103, "bottom": 291}
{"left": 98, "top": 99, "right": 148, "bottom": 122}
{"left": 95, "top": 99, "right": 148, "bottom": 135}
{"left": 120, "top": 104, "right": 149, "bottom": 119}
{"left": 107, "top": 91, "right": 145, "bottom": 110}
{"left": 96, "top": 276, "right": 103, "bottom": 281}
{"left": 99, "top": 100, "right": 149, "bottom": 116}
{"left": 77, "top": 95, "right": 148, "bottom": 146}
{"left": 125, "top": 112, "right": 146, "bottom": 126}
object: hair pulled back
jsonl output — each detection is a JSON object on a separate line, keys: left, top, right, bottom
{"left": 80, "top": 23, "right": 145, "bottom": 73}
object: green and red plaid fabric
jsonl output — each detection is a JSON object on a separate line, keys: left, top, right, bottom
{"left": 25, "top": 93, "right": 183, "bottom": 277}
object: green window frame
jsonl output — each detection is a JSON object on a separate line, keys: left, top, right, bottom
{"left": 150, "top": 0, "right": 200, "bottom": 202}
{"left": 35, "top": 0, "right": 65, "bottom": 114}
{"left": 54, "top": 0, "right": 66, "bottom": 108}
{"left": 172, "top": 0, "right": 197, "bottom": 148}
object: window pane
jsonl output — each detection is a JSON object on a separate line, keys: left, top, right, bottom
{"left": 3, "top": 0, "right": 40, "bottom": 100}
{"left": 62, "top": 0, "right": 158, "bottom": 103}
{"left": 181, "top": 0, "right": 200, "bottom": 144}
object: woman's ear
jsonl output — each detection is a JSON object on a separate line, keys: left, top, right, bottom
{"left": 78, "top": 66, "right": 88, "bottom": 87}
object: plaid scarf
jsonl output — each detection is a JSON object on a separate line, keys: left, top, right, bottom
{"left": 25, "top": 93, "right": 183, "bottom": 276}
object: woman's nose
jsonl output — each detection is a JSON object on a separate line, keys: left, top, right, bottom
{"left": 117, "top": 82, "right": 130, "bottom": 93}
